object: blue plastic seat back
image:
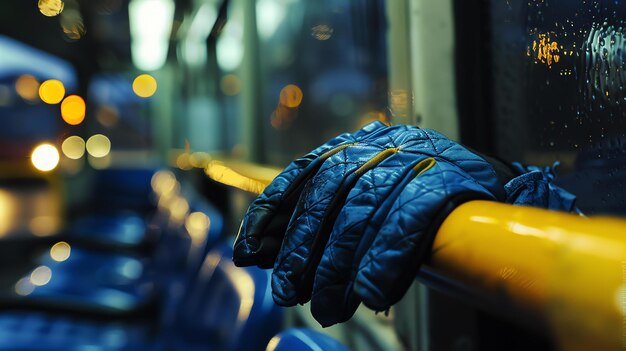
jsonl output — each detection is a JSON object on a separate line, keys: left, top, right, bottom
{"left": 88, "top": 168, "right": 158, "bottom": 214}
{"left": 267, "top": 328, "right": 352, "bottom": 351}
{"left": 0, "top": 311, "right": 154, "bottom": 351}
{"left": 67, "top": 212, "right": 154, "bottom": 251}
{"left": 170, "top": 243, "right": 283, "bottom": 351}
{"left": 2, "top": 247, "right": 156, "bottom": 315}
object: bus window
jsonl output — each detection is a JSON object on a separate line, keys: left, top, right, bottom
{"left": 254, "top": 0, "right": 388, "bottom": 165}
{"left": 458, "top": 0, "right": 626, "bottom": 216}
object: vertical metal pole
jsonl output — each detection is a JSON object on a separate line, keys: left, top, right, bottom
{"left": 409, "top": 0, "right": 459, "bottom": 140}
{"left": 386, "top": 1, "right": 429, "bottom": 350}
{"left": 240, "top": 0, "right": 265, "bottom": 163}
{"left": 386, "top": 0, "right": 416, "bottom": 126}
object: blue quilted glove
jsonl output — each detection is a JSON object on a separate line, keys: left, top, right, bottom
{"left": 233, "top": 122, "right": 576, "bottom": 327}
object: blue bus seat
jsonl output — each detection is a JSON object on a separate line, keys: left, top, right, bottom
{"left": 267, "top": 328, "right": 352, "bottom": 351}
{"left": 0, "top": 242, "right": 282, "bottom": 351}
{"left": 164, "top": 243, "right": 283, "bottom": 351}
{"left": 0, "top": 247, "right": 156, "bottom": 316}
{"left": 65, "top": 212, "right": 157, "bottom": 252}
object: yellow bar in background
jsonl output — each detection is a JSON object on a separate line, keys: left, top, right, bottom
{"left": 433, "top": 201, "right": 626, "bottom": 351}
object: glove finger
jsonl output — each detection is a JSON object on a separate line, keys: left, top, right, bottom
{"left": 233, "top": 121, "right": 387, "bottom": 268}
{"left": 417, "top": 129, "right": 506, "bottom": 199}
{"left": 310, "top": 152, "right": 428, "bottom": 327}
{"left": 354, "top": 161, "right": 494, "bottom": 311}
{"left": 271, "top": 143, "right": 399, "bottom": 306}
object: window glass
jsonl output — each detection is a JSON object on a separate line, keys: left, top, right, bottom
{"left": 256, "top": 0, "right": 388, "bottom": 165}
{"left": 488, "top": 0, "right": 626, "bottom": 215}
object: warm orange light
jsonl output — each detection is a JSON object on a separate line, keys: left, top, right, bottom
{"left": 31, "top": 144, "right": 60, "bottom": 172}
{"left": 61, "top": 95, "right": 86, "bottom": 125}
{"left": 132, "top": 74, "right": 158, "bottom": 98}
{"left": 38, "top": 0, "right": 64, "bottom": 17}
{"left": 15, "top": 75, "right": 40, "bottom": 102}
{"left": 279, "top": 84, "right": 303, "bottom": 108}
{"left": 39, "top": 79, "right": 65, "bottom": 104}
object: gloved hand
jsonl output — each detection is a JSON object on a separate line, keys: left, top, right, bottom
{"left": 233, "top": 122, "right": 576, "bottom": 327}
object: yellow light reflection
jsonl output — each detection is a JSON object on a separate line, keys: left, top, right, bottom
{"left": 151, "top": 170, "right": 177, "bottom": 196}
{"left": 60, "top": 95, "right": 86, "bottom": 125}
{"left": 529, "top": 33, "right": 560, "bottom": 68}
{"left": 0, "top": 190, "right": 18, "bottom": 238}
{"left": 30, "top": 266, "right": 52, "bottom": 286}
{"left": 189, "top": 152, "right": 211, "bottom": 168}
{"left": 132, "top": 74, "right": 157, "bottom": 98}
{"left": 279, "top": 84, "right": 303, "bottom": 108}
{"left": 205, "top": 160, "right": 269, "bottom": 195}
{"left": 15, "top": 75, "right": 40, "bottom": 102}
{"left": 38, "top": 0, "right": 64, "bottom": 17}
{"left": 223, "top": 262, "right": 255, "bottom": 322}
{"left": 39, "top": 79, "right": 65, "bottom": 104}
{"left": 169, "top": 197, "right": 189, "bottom": 223}
{"left": 60, "top": 8, "right": 86, "bottom": 40}
{"left": 50, "top": 241, "right": 71, "bottom": 262}
{"left": 61, "top": 135, "right": 85, "bottom": 159}
{"left": 86, "top": 134, "right": 111, "bottom": 158}
{"left": 15, "top": 278, "right": 34, "bottom": 296}
{"left": 31, "top": 144, "right": 60, "bottom": 172}
{"left": 265, "top": 336, "right": 281, "bottom": 351}
{"left": 311, "top": 24, "right": 333, "bottom": 40}
{"left": 185, "top": 212, "right": 211, "bottom": 246}
{"left": 176, "top": 153, "right": 193, "bottom": 170}
{"left": 29, "top": 216, "right": 61, "bottom": 237}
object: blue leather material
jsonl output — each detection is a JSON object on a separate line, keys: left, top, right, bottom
{"left": 270, "top": 328, "right": 352, "bottom": 351}
{"left": 233, "top": 123, "right": 578, "bottom": 326}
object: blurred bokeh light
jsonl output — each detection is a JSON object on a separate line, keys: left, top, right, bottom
{"left": 185, "top": 212, "right": 210, "bottom": 246}
{"left": 220, "top": 74, "right": 241, "bottom": 96}
{"left": 86, "top": 134, "right": 111, "bottom": 158}
{"left": 30, "top": 266, "right": 52, "bottom": 286}
{"left": 15, "top": 75, "right": 40, "bottom": 102}
{"left": 311, "top": 24, "right": 333, "bottom": 40}
{"left": 31, "top": 144, "right": 60, "bottom": 172}
{"left": 15, "top": 278, "right": 34, "bottom": 296}
{"left": 50, "top": 241, "right": 71, "bottom": 262}
{"left": 61, "top": 135, "right": 85, "bottom": 159}
{"left": 60, "top": 95, "right": 86, "bottom": 125}
{"left": 29, "top": 216, "right": 61, "bottom": 237}
{"left": 39, "top": 79, "right": 65, "bottom": 104}
{"left": 279, "top": 84, "right": 303, "bottom": 108}
{"left": 38, "top": 0, "right": 64, "bottom": 17}
{"left": 61, "top": 8, "right": 86, "bottom": 40}
{"left": 132, "top": 74, "right": 158, "bottom": 98}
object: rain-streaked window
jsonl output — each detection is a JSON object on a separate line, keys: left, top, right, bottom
{"left": 466, "top": 0, "right": 626, "bottom": 216}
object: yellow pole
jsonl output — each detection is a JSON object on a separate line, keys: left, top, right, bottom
{"left": 434, "top": 201, "right": 626, "bottom": 350}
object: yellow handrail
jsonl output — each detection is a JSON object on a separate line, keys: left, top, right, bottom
{"left": 433, "top": 201, "right": 626, "bottom": 351}
{"left": 202, "top": 159, "right": 626, "bottom": 350}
